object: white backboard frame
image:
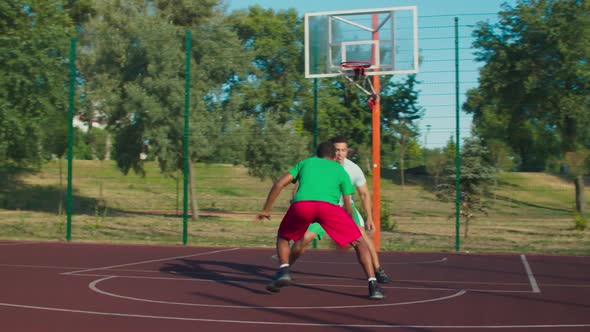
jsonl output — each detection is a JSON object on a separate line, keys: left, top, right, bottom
{"left": 304, "top": 6, "right": 419, "bottom": 78}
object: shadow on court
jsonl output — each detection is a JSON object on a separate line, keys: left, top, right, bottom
{"left": 159, "top": 258, "right": 372, "bottom": 300}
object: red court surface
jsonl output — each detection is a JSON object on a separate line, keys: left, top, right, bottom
{"left": 0, "top": 241, "right": 588, "bottom": 331}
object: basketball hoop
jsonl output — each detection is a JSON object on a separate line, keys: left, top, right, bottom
{"left": 341, "top": 61, "right": 371, "bottom": 78}
{"left": 340, "top": 61, "right": 377, "bottom": 103}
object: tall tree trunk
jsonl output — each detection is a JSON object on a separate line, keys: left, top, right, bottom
{"left": 104, "top": 133, "right": 111, "bottom": 160}
{"left": 188, "top": 159, "right": 199, "bottom": 220}
{"left": 87, "top": 117, "right": 97, "bottom": 160}
{"left": 58, "top": 157, "right": 64, "bottom": 216}
{"left": 464, "top": 216, "right": 470, "bottom": 238}
{"left": 175, "top": 174, "right": 180, "bottom": 217}
{"left": 400, "top": 151, "right": 405, "bottom": 187}
{"left": 575, "top": 175, "right": 585, "bottom": 214}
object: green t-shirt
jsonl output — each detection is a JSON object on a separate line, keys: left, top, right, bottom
{"left": 289, "top": 157, "right": 354, "bottom": 205}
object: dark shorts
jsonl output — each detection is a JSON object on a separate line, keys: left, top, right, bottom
{"left": 277, "top": 201, "right": 362, "bottom": 247}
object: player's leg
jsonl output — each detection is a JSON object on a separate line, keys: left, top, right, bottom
{"left": 289, "top": 228, "right": 320, "bottom": 265}
{"left": 351, "top": 206, "right": 380, "bottom": 268}
{"left": 267, "top": 235, "right": 295, "bottom": 293}
{"left": 353, "top": 206, "right": 392, "bottom": 284}
{"left": 268, "top": 201, "right": 316, "bottom": 292}
{"left": 359, "top": 227, "right": 392, "bottom": 283}
{"left": 276, "top": 235, "right": 291, "bottom": 266}
{"left": 316, "top": 202, "right": 385, "bottom": 300}
{"left": 349, "top": 237, "right": 373, "bottom": 279}
{"left": 349, "top": 237, "right": 384, "bottom": 300}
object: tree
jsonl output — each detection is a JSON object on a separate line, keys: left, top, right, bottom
{"left": 563, "top": 149, "right": 589, "bottom": 214}
{"left": 381, "top": 75, "right": 424, "bottom": 186}
{"left": 470, "top": 0, "right": 590, "bottom": 213}
{"left": 229, "top": 6, "right": 309, "bottom": 122}
{"left": 0, "top": 0, "right": 75, "bottom": 165}
{"left": 79, "top": 0, "right": 244, "bottom": 219}
{"left": 436, "top": 137, "right": 496, "bottom": 238}
{"left": 62, "top": 0, "right": 96, "bottom": 27}
{"left": 317, "top": 82, "right": 373, "bottom": 149}
{"left": 244, "top": 116, "right": 309, "bottom": 181}
{"left": 425, "top": 147, "right": 450, "bottom": 187}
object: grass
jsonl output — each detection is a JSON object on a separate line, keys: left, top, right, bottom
{"left": 0, "top": 160, "right": 588, "bottom": 255}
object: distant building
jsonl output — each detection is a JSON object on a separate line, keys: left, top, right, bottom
{"left": 73, "top": 114, "right": 106, "bottom": 132}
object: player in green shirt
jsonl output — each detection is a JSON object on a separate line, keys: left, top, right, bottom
{"left": 257, "top": 141, "right": 385, "bottom": 300}
{"left": 289, "top": 136, "right": 392, "bottom": 283}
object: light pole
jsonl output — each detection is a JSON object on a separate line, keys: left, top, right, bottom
{"left": 423, "top": 124, "right": 431, "bottom": 165}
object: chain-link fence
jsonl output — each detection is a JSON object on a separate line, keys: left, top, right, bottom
{"left": 1, "top": 11, "right": 588, "bottom": 254}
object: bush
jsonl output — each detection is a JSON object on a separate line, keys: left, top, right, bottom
{"left": 380, "top": 203, "right": 397, "bottom": 231}
{"left": 573, "top": 212, "right": 588, "bottom": 231}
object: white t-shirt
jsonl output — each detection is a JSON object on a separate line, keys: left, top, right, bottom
{"left": 339, "top": 158, "right": 367, "bottom": 227}
{"left": 343, "top": 158, "right": 367, "bottom": 188}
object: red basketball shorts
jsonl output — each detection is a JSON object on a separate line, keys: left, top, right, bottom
{"left": 277, "top": 201, "right": 362, "bottom": 247}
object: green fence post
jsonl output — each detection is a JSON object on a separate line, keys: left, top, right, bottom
{"left": 454, "top": 17, "right": 461, "bottom": 252}
{"left": 182, "top": 30, "right": 191, "bottom": 245}
{"left": 312, "top": 77, "right": 318, "bottom": 250}
{"left": 313, "top": 78, "right": 318, "bottom": 151}
{"left": 311, "top": 30, "right": 319, "bottom": 249}
{"left": 66, "top": 37, "right": 77, "bottom": 242}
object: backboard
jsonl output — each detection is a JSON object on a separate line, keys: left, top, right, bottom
{"left": 304, "top": 6, "right": 418, "bottom": 78}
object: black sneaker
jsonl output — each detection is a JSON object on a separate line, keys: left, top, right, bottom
{"left": 368, "top": 280, "right": 385, "bottom": 300}
{"left": 266, "top": 267, "right": 293, "bottom": 293}
{"left": 375, "top": 267, "right": 392, "bottom": 284}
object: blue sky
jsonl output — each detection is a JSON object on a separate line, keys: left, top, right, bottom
{"left": 225, "top": 0, "right": 517, "bottom": 148}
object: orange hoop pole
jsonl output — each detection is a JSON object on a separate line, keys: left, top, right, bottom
{"left": 371, "top": 14, "right": 381, "bottom": 251}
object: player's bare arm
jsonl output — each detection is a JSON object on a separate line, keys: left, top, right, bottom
{"left": 357, "top": 183, "right": 375, "bottom": 232}
{"left": 257, "top": 173, "right": 294, "bottom": 221}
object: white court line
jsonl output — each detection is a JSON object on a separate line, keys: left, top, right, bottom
{"left": 521, "top": 254, "right": 541, "bottom": 293}
{"left": 69, "top": 272, "right": 546, "bottom": 293}
{"left": 273, "top": 255, "right": 448, "bottom": 265}
{"left": 85, "top": 273, "right": 535, "bottom": 295}
{"left": 62, "top": 247, "right": 240, "bottom": 275}
{"left": 89, "top": 276, "right": 467, "bottom": 309}
{"left": 0, "top": 262, "right": 573, "bottom": 290}
{"left": 0, "top": 301, "right": 589, "bottom": 329}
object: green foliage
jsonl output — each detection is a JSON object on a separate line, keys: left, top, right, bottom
{"left": 0, "top": 0, "right": 75, "bottom": 165}
{"left": 62, "top": 0, "right": 96, "bottom": 26}
{"left": 88, "top": 129, "right": 109, "bottom": 161}
{"left": 229, "top": 6, "right": 309, "bottom": 123}
{"left": 380, "top": 75, "right": 424, "bottom": 184}
{"left": 483, "top": 139, "right": 517, "bottom": 172}
{"left": 79, "top": 0, "right": 245, "bottom": 177}
{"left": 470, "top": 0, "right": 590, "bottom": 171}
{"left": 455, "top": 137, "right": 497, "bottom": 194}
{"left": 2, "top": 0, "right": 427, "bottom": 185}
{"left": 573, "top": 211, "right": 588, "bottom": 231}
{"left": 424, "top": 137, "right": 458, "bottom": 187}
{"left": 563, "top": 149, "right": 590, "bottom": 179}
{"left": 403, "top": 140, "right": 424, "bottom": 169}
{"left": 245, "top": 116, "right": 310, "bottom": 181}
{"left": 436, "top": 137, "right": 496, "bottom": 232}
{"left": 314, "top": 83, "right": 371, "bottom": 149}
{"left": 425, "top": 147, "right": 451, "bottom": 186}
{"left": 380, "top": 203, "right": 396, "bottom": 231}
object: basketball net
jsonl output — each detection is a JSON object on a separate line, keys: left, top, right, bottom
{"left": 340, "top": 61, "right": 378, "bottom": 107}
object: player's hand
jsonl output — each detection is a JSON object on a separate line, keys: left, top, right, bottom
{"left": 365, "top": 218, "right": 376, "bottom": 234}
{"left": 256, "top": 211, "right": 271, "bottom": 221}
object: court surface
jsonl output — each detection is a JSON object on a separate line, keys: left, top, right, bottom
{"left": 0, "top": 241, "right": 588, "bottom": 331}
